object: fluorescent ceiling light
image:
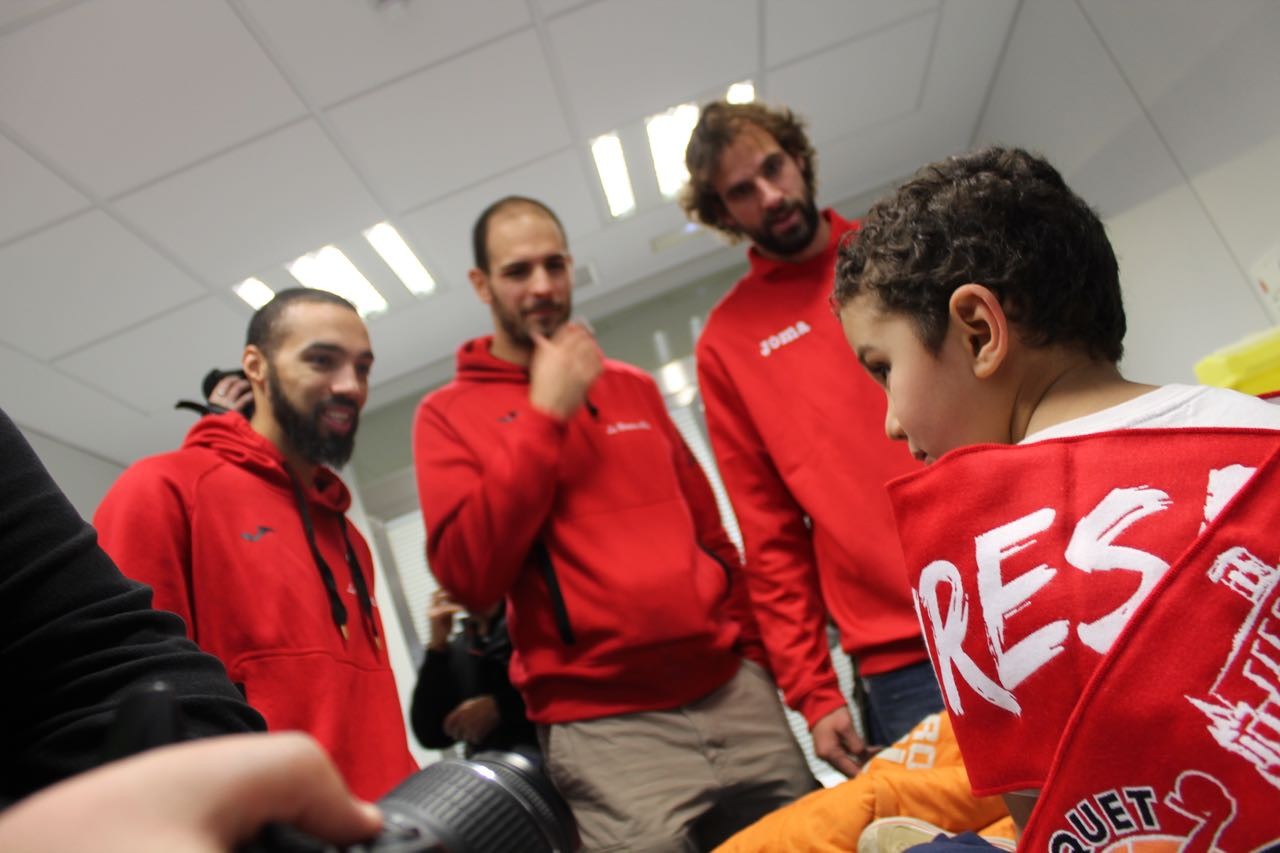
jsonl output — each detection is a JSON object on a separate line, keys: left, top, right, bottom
{"left": 646, "top": 103, "right": 700, "bottom": 199}
{"left": 233, "top": 277, "right": 275, "bottom": 309}
{"left": 287, "top": 246, "right": 388, "bottom": 317}
{"left": 590, "top": 132, "right": 636, "bottom": 218}
{"left": 726, "top": 80, "right": 755, "bottom": 104}
{"left": 659, "top": 359, "right": 691, "bottom": 395}
{"left": 363, "top": 222, "right": 436, "bottom": 296}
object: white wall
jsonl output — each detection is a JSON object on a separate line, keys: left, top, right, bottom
{"left": 20, "top": 425, "right": 124, "bottom": 520}
{"left": 974, "top": 0, "right": 1279, "bottom": 384}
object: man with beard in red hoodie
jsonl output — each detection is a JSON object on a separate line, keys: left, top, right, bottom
{"left": 413, "top": 197, "right": 814, "bottom": 852}
{"left": 95, "top": 289, "right": 417, "bottom": 801}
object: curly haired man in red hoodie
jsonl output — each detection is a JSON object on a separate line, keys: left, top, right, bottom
{"left": 679, "top": 101, "right": 944, "bottom": 779}
{"left": 95, "top": 289, "right": 417, "bottom": 801}
{"left": 413, "top": 197, "right": 815, "bottom": 852}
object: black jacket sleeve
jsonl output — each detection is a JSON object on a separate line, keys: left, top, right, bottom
{"left": 0, "top": 409, "right": 265, "bottom": 805}
{"left": 408, "top": 646, "right": 464, "bottom": 750}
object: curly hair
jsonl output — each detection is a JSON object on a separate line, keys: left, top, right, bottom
{"left": 680, "top": 100, "right": 816, "bottom": 240}
{"left": 834, "top": 146, "right": 1125, "bottom": 363}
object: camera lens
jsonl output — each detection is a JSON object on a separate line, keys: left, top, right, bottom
{"left": 360, "top": 750, "right": 578, "bottom": 853}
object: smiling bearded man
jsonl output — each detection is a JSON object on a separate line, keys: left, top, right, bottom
{"left": 94, "top": 288, "right": 418, "bottom": 801}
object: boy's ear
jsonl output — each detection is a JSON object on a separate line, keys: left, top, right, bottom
{"left": 949, "top": 284, "right": 1009, "bottom": 379}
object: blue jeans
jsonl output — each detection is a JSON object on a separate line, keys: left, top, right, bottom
{"left": 904, "top": 832, "right": 1001, "bottom": 850}
{"left": 862, "top": 660, "right": 944, "bottom": 745}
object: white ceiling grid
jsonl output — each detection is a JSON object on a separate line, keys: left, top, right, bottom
{"left": 0, "top": 0, "right": 1018, "bottom": 465}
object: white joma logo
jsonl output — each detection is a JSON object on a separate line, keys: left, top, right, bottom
{"left": 759, "top": 320, "right": 812, "bottom": 357}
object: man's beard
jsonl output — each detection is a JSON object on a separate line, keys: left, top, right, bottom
{"left": 267, "top": 365, "right": 359, "bottom": 468}
{"left": 492, "top": 293, "right": 571, "bottom": 348}
{"left": 748, "top": 197, "right": 821, "bottom": 257}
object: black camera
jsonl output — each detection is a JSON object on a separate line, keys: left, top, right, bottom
{"left": 109, "top": 686, "right": 577, "bottom": 853}
{"left": 174, "top": 368, "right": 254, "bottom": 419}
{"left": 254, "top": 750, "right": 579, "bottom": 853}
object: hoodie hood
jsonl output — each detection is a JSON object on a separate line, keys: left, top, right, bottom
{"left": 181, "top": 412, "right": 352, "bottom": 512}
{"left": 454, "top": 336, "right": 599, "bottom": 420}
{"left": 454, "top": 336, "right": 531, "bottom": 385}
{"left": 181, "top": 411, "right": 374, "bottom": 647}
{"left": 746, "top": 208, "right": 856, "bottom": 285}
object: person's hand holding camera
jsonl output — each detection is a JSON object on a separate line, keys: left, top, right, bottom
{"left": 208, "top": 373, "right": 253, "bottom": 416}
{"left": 0, "top": 733, "right": 380, "bottom": 852}
{"left": 426, "top": 589, "right": 464, "bottom": 653}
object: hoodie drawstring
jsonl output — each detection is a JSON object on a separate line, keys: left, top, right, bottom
{"left": 287, "top": 474, "right": 379, "bottom": 650}
{"left": 341, "top": 517, "right": 380, "bottom": 650}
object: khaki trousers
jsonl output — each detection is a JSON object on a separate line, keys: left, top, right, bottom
{"left": 538, "top": 660, "right": 817, "bottom": 852}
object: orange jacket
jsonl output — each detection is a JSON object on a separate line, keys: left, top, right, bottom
{"left": 715, "top": 712, "right": 1014, "bottom": 852}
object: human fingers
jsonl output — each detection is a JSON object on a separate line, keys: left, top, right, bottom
{"left": 837, "top": 726, "right": 874, "bottom": 768}
{"left": 209, "top": 376, "right": 246, "bottom": 410}
{"left": 0, "top": 734, "right": 382, "bottom": 852}
{"left": 444, "top": 698, "right": 498, "bottom": 743}
{"left": 427, "top": 599, "right": 463, "bottom": 619}
{"left": 224, "top": 378, "right": 253, "bottom": 411}
{"left": 815, "top": 738, "right": 862, "bottom": 778}
{"left": 194, "top": 733, "right": 383, "bottom": 846}
{"left": 811, "top": 708, "right": 863, "bottom": 778}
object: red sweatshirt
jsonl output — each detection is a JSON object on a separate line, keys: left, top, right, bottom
{"left": 413, "top": 338, "right": 763, "bottom": 724}
{"left": 94, "top": 414, "right": 417, "bottom": 800}
{"left": 695, "top": 210, "right": 928, "bottom": 727}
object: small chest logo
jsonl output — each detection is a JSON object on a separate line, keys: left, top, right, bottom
{"left": 759, "top": 320, "right": 812, "bottom": 357}
{"left": 605, "top": 420, "right": 652, "bottom": 435}
{"left": 240, "top": 525, "right": 274, "bottom": 542}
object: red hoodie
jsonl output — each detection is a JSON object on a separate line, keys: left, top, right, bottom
{"left": 413, "top": 338, "right": 763, "bottom": 724}
{"left": 696, "top": 210, "right": 928, "bottom": 728}
{"left": 94, "top": 413, "right": 417, "bottom": 800}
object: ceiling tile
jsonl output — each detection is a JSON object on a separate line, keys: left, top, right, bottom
{"left": 548, "top": 0, "right": 755, "bottom": 137}
{"left": 0, "top": 0, "right": 305, "bottom": 198}
{"left": 362, "top": 290, "right": 491, "bottom": 392}
{"left": 975, "top": 0, "right": 1141, "bottom": 179}
{"left": 532, "top": 0, "right": 594, "bottom": 19}
{"left": 0, "top": 210, "right": 204, "bottom": 359}
{"left": 814, "top": 0, "right": 1017, "bottom": 206}
{"left": 326, "top": 29, "right": 571, "bottom": 212}
{"left": 1083, "top": 0, "right": 1280, "bottom": 178}
{"left": 0, "top": 342, "right": 147, "bottom": 444}
{"left": 764, "top": 0, "right": 937, "bottom": 67}
{"left": 55, "top": 296, "right": 249, "bottom": 414}
{"left": 92, "top": 413, "right": 193, "bottom": 469}
{"left": 1080, "top": 0, "right": 1262, "bottom": 107}
{"left": 115, "top": 120, "right": 385, "bottom": 288}
{"left": 0, "top": 0, "right": 74, "bottom": 32}
{"left": 397, "top": 149, "right": 600, "bottom": 294}
{"left": 768, "top": 11, "right": 936, "bottom": 147}
{"left": 239, "top": 0, "right": 531, "bottom": 107}
{"left": 0, "top": 130, "right": 88, "bottom": 243}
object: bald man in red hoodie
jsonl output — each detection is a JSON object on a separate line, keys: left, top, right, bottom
{"left": 413, "top": 196, "right": 814, "bottom": 852}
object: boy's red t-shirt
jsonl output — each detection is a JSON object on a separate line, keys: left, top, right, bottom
{"left": 886, "top": 428, "right": 1279, "bottom": 795}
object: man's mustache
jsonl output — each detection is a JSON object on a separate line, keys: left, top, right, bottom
{"left": 522, "top": 300, "right": 565, "bottom": 317}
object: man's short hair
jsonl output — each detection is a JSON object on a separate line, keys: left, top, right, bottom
{"left": 834, "top": 146, "right": 1126, "bottom": 363}
{"left": 471, "top": 196, "right": 567, "bottom": 272}
{"left": 680, "top": 100, "right": 817, "bottom": 240}
{"left": 245, "top": 288, "right": 358, "bottom": 356}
